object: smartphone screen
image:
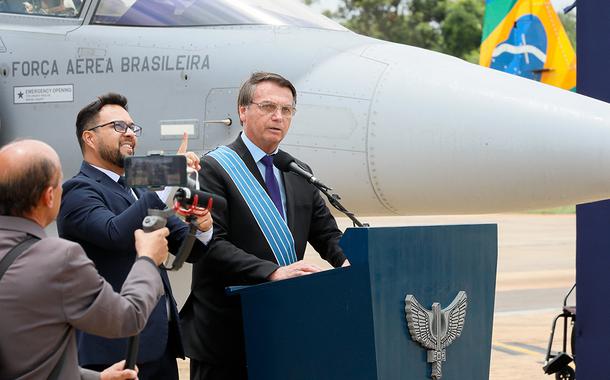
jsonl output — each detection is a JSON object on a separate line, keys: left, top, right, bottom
{"left": 124, "top": 155, "right": 187, "bottom": 187}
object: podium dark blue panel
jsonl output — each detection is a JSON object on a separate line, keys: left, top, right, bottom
{"left": 233, "top": 225, "right": 497, "bottom": 379}
{"left": 235, "top": 258, "right": 376, "bottom": 378}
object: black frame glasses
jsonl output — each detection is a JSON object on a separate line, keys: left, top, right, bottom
{"left": 250, "top": 102, "right": 297, "bottom": 118}
{"left": 87, "top": 120, "right": 143, "bottom": 136}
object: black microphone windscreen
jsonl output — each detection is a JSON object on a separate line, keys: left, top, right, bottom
{"left": 273, "top": 151, "right": 294, "bottom": 172}
{"left": 195, "top": 190, "right": 227, "bottom": 212}
{"left": 175, "top": 188, "right": 227, "bottom": 212}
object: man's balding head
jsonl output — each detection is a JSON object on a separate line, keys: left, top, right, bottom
{"left": 0, "top": 140, "right": 62, "bottom": 222}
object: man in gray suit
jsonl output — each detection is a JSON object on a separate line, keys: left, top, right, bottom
{"left": 0, "top": 139, "right": 170, "bottom": 380}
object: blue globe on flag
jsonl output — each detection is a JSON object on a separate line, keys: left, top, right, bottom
{"left": 490, "top": 14, "right": 548, "bottom": 81}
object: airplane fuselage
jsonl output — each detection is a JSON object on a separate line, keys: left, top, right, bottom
{"left": 3, "top": 1, "right": 610, "bottom": 216}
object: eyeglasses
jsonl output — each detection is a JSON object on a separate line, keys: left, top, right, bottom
{"left": 250, "top": 102, "right": 296, "bottom": 118}
{"left": 87, "top": 120, "right": 142, "bottom": 136}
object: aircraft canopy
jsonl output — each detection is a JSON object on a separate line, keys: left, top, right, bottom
{"left": 93, "top": 0, "right": 345, "bottom": 30}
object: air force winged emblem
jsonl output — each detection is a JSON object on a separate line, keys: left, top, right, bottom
{"left": 404, "top": 291, "right": 467, "bottom": 380}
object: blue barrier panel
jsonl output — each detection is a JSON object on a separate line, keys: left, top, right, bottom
{"left": 576, "top": 2, "right": 610, "bottom": 377}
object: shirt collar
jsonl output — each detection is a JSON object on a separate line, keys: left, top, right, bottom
{"left": 241, "top": 132, "right": 279, "bottom": 163}
{"left": 90, "top": 163, "right": 121, "bottom": 183}
{"left": 0, "top": 215, "right": 47, "bottom": 240}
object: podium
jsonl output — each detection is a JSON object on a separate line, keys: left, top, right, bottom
{"left": 230, "top": 225, "right": 497, "bottom": 379}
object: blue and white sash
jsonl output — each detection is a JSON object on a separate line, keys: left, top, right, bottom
{"left": 207, "top": 146, "right": 297, "bottom": 266}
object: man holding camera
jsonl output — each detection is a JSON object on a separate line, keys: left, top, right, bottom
{"left": 57, "top": 93, "right": 212, "bottom": 380}
{"left": 181, "top": 72, "right": 349, "bottom": 379}
{"left": 0, "top": 139, "right": 170, "bottom": 379}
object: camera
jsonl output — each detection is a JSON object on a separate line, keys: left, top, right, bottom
{"left": 125, "top": 154, "right": 188, "bottom": 189}
{"left": 124, "top": 154, "right": 224, "bottom": 270}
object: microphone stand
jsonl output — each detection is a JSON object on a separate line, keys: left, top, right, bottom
{"left": 274, "top": 152, "right": 367, "bottom": 226}
{"left": 316, "top": 185, "right": 369, "bottom": 228}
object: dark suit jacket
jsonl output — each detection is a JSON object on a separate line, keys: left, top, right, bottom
{"left": 181, "top": 135, "right": 346, "bottom": 367}
{"left": 0, "top": 216, "right": 163, "bottom": 380}
{"left": 57, "top": 161, "right": 205, "bottom": 365}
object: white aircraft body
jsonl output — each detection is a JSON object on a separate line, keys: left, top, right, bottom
{"left": 1, "top": 0, "right": 610, "bottom": 215}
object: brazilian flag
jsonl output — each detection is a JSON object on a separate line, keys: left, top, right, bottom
{"left": 479, "top": 0, "right": 576, "bottom": 91}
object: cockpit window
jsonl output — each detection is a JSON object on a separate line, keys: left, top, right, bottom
{"left": 0, "top": 0, "right": 82, "bottom": 16}
{"left": 92, "top": 0, "right": 345, "bottom": 30}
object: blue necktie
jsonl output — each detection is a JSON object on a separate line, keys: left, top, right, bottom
{"left": 117, "top": 176, "right": 137, "bottom": 202}
{"left": 261, "top": 155, "right": 284, "bottom": 220}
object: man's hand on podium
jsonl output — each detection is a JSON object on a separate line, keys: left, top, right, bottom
{"left": 268, "top": 260, "right": 322, "bottom": 281}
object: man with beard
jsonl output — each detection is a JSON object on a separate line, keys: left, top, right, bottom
{"left": 57, "top": 92, "right": 213, "bottom": 380}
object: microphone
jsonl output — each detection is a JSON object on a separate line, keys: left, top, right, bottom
{"left": 174, "top": 187, "right": 227, "bottom": 212}
{"left": 273, "top": 151, "right": 331, "bottom": 190}
{"left": 274, "top": 151, "right": 368, "bottom": 227}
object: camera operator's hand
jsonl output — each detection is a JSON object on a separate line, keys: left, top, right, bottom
{"left": 177, "top": 132, "right": 201, "bottom": 171}
{"left": 192, "top": 207, "right": 213, "bottom": 232}
{"left": 134, "top": 228, "right": 170, "bottom": 266}
{"left": 100, "top": 360, "right": 138, "bottom": 380}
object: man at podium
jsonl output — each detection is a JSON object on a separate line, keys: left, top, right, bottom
{"left": 181, "top": 71, "right": 349, "bottom": 380}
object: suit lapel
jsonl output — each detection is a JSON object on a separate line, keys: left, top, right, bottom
{"left": 282, "top": 170, "right": 297, "bottom": 233}
{"left": 229, "top": 136, "right": 267, "bottom": 191}
{"left": 80, "top": 162, "right": 136, "bottom": 205}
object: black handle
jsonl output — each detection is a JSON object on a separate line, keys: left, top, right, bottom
{"left": 124, "top": 334, "right": 140, "bottom": 373}
{"left": 164, "top": 216, "right": 198, "bottom": 271}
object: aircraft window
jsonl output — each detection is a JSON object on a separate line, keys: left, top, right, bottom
{"left": 92, "top": 0, "right": 345, "bottom": 30}
{"left": 0, "top": 0, "right": 82, "bottom": 16}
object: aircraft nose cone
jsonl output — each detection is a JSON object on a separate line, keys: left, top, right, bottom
{"left": 363, "top": 43, "right": 610, "bottom": 214}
